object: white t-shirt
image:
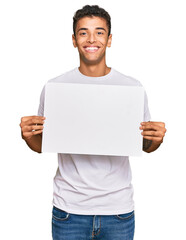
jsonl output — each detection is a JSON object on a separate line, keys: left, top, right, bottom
{"left": 38, "top": 67, "right": 151, "bottom": 215}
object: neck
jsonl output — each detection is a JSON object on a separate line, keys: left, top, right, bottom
{"left": 79, "top": 61, "right": 111, "bottom": 77}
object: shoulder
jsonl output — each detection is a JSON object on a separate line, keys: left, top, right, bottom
{"left": 47, "top": 68, "right": 76, "bottom": 83}
{"left": 112, "top": 68, "right": 143, "bottom": 86}
{"left": 39, "top": 68, "right": 76, "bottom": 100}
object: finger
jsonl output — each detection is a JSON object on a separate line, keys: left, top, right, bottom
{"left": 143, "top": 135, "right": 163, "bottom": 143}
{"left": 140, "top": 124, "right": 161, "bottom": 131}
{"left": 21, "top": 116, "right": 37, "bottom": 122}
{"left": 141, "top": 121, "right": 165, "bottom": 128}
{"left": 21, "top": 116, "right": 45, "bottom": 122}
{"left": 21, "top": 118, "right": 45, "bottom": 127}
{"left": 150, "top": 122, "right": 165, "bottom": 127}
{"left": 142, "top": 130, "right": 165, "bottom": 138}
{"left": 20, "top": 116, "right": 45, "bottom": 128}
{"left": 22, "top": 129, "right": 43, "bottom": 139}
{"left": 22, "top": 125, "right": 44, "bottom": 132}
{"left": 140, "top": 123, "right": 167, "bottom": 133}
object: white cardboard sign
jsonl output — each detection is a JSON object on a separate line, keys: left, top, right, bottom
{"left": 42, "top": 83, "right": 144, "bottom": 156}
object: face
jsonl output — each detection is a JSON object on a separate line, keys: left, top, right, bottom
{"left": 72, "top": 16, "right": 112, "bottom": 65}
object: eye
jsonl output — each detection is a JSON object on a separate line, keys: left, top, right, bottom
{"left": 97, "top": 31, "right": 104, "bottom": 35}
{"left": 80, "top": 32, "right": 86, "bottom": 36}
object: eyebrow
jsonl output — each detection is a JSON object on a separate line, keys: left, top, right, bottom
{"left": 77, "top": 27, "right": 107, "bottom": 33}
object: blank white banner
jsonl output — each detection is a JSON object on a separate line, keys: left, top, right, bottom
{"left": 42, "top": 83, "right": 144, "bottom": 156}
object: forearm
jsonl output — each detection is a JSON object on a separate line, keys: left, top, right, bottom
{"left": 25, "top": 133, "right": 42, "bottom": 153}
{"left": 143, "top": 138, "right": 161, "bottom": 153}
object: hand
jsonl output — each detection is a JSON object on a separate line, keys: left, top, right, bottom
{"left": 20, "top": 116, "right": 45, "bottom": 140}
{"left": 140, "top": 121, "right": 167, "bottom": 144}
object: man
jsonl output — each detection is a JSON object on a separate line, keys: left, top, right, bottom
{"left": 20, "top": 5, "right": 166, "bottom": 240}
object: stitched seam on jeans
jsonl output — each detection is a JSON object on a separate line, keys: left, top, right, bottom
{"left": 116, "top": 211, "right": 134, "bottom": 220}
{"left": 96, "top": 216, "right": 101, "bottom": 235}
{"left": 52, "top": 213, "right": 70, "bottom": 221}
{"left": 92, "top": 215, "right": 96, "bottom": 238}
{"left": 92, "top": 216, "right": 101, "bottom": 236}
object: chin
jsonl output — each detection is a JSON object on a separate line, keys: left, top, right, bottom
{"left": 80, "top": 54, "right": 105, "bottom": 65}
{"left": 83, "top": 59, "right": 103, "bottom": 66}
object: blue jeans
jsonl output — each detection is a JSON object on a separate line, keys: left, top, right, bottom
{"left": 52, "top": 206, "right": 135, "bottom": 240}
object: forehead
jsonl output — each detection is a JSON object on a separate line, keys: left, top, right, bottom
{"left": 76, "top": 16, "right": 108, "bottom": 31}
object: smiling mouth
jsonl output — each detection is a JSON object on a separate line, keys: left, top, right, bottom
{"left": 84, "top": 46, "right": 100, "bottom": 53}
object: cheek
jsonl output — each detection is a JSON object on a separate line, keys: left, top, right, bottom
{"left": 101, "top": 38, "right": 109, "bottom": 46}
{"left": 73, "top": 37, "right": 83, "bottom": 46}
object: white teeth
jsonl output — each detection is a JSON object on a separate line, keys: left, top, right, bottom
{"left": 85, "top": 47, "right": 98, "bottom": 50}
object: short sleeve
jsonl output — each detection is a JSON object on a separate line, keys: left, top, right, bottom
{"left": 37, "top": 85, "right": 46, "bottom": 116}
{"left": 144, "top": 91, "right": 151, "bottom": 122}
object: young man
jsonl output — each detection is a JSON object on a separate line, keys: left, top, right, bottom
{"left": 20, "top": 5, "right": 166, "bottom": 240}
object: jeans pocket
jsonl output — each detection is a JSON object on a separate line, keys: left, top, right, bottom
{"left": 115, "top": 210, "right": 134, "bottom": 220}
{"left": 52, "top": 206, "right": 70, "bottom": 221}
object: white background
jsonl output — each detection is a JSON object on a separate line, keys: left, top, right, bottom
{"left": 0, "top": 0, "right": 185, "bottom": 239}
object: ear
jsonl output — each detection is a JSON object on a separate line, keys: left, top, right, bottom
{"left": 107, "top": 34, "right": 112, "bottom": 48}
{"left": 72, "top": 34, "right": 77, "bottom": 48}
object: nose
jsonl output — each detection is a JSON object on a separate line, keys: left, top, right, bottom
{"left": 87, "top": 33, "right": 96, "bottom": 44}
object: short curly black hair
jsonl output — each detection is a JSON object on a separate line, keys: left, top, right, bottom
{"left": 73, "top": 5, "right": 111, "bottom": 37}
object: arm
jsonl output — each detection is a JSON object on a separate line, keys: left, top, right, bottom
{"left": 140, "top": 121, "right": 167, "bottom": 153}
{"left": 20, "top": 116, "right": 45, "bottom": 153}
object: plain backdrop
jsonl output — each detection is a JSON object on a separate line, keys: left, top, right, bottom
{"left": 0, "top": 0, "right": 186, "bottom": 239}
